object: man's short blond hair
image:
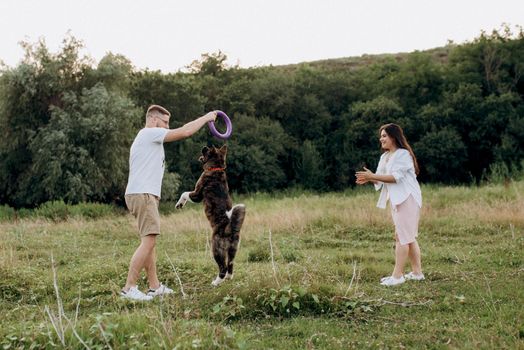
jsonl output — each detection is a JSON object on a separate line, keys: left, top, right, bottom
{"left": 146, "top": 105, "right": 171, "bottom": 121}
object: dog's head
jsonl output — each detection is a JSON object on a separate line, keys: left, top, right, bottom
{"left": 199, "top": 145, "right": 227, "bottom": 170}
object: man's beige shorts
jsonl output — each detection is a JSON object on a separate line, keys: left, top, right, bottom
{"left": 125, "top": 194, "right": 161, "bottom": 237}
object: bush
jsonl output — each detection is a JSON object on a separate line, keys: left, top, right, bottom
{"left": 16, "top": 208, "right": 33, "bottom": 219}
{"left": 158, "top": 201, "right": 180, "bottom": 215}
{"left": 247, "top": 244, "right": 270, "bottom": 262}
{"left": 256, "top": 285, "right": 322, "bottom": 317}
{"left": 33, "top": 200, "right": 119, "bottom": 221}
{"left": 0, "top": 205, "right": 15, "bottom": 222}
{"left": 161, "top": 172, "right": 182, "bottom": 202}
{"left": 69, "top": 202, "right": 117, "bottom": 219}
{"left": 485, "top": 162, "right": 511, "bottom": 184}
{"left": 281, "top": 246, "right": 303, "bottom": 263}
{"left": 209, "top": 285, "right": 374, "bottom": 321}
{"left": 34, "top": 200, "right": 70, "bottom": 222}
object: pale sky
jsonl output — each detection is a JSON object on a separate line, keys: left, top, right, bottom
{"left": 1, "top": 0, "right": 523, "bottom": 72}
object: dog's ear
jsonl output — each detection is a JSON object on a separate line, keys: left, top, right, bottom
{"left": 219, "top": 144, "right": 228, "bottom": 155}
{"left": 201, "top": 146, "right": 209, "bottom": 156}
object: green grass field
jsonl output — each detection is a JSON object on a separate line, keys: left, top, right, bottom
{"left": 1, "top": 182, "right": 523, "bottom": 349}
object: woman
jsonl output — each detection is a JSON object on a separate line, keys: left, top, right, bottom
{"left": 355, "top": 123, "right": 424, "bottom": 286}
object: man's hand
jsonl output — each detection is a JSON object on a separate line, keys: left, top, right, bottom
{"left": 204, "top": 111, "right": 217, "bottom": 122}
{"left": 164, "top": 111, "right": 218, "bottom": 143}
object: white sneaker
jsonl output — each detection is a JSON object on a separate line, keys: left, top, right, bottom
{"left": 120, "top": 286, "right": 153, "bottom": 301}
{"left": 147, "top": 284, "right": 174, "bottom": 297}
{"left": 404, "top": 272, "right": 425, "bottom": 281}
{"left": 380, "top": 276, "right": 405, "bottom": 286}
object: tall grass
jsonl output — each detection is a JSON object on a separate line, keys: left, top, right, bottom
{"left": 0, "top": 182, "right": 523, "bottom": 349}
{"left": 0, "top": 201, "right": 122, "bottom": 222}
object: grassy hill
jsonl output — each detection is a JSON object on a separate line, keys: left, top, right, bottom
{"left": 267, "top": 45, "right": 453, "bottom": 73}
{"left": 1, "top": 181, "right": 523, "bottom": 349}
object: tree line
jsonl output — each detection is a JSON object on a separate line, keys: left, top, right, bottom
{"left": 1, "top": 26, "right": 523, "bottom": 208}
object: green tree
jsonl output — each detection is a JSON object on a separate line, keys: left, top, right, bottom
{"left": 0, "top": 36, "right": 140, "bottom": 207}
{"left": 383, "top": 52, "right": 445, "bottom": 114}
{"left": 92, "top": 53, "right": 134, "bottom": 92}
{"left": 26, "top": 84, "right": 140, "bottom": 205}
{"left": 325, "top": 96, "right": 404, "bottom": 189}
{"left": 216, "top": 76, "right": 256, "bottom": 115}
{"left": 187, "top": 51, "right": 229, "bottom": 76}
{"left": 224, "top": 114, "right": 291, "bottom": 193}
{"left": 295, "top": 140, "right": 325, "bottom": 190}
{"left": 250, "top": 68, "right": 296, "bottom": 121}
{"left": 495, "top": 105, "right": 524, "bottom": 168}
{"left": 0, "top": 36, "right": 91, "bottom": 206}
{"left": 448, "top": 25, "right": 524, "bottom": 95}
{"left": 414, "top": 127, "right": 468, "bottom": 183}
{"left": 130, "top": 71, "right": 205, "bottom": 124}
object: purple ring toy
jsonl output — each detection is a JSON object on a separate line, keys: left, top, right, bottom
{"left": 208, "top": 110, "right": 232, "bottom": 140}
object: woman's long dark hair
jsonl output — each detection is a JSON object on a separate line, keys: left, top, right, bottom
{"left": 379, "top": 123, "right": 420, "bottom": 175}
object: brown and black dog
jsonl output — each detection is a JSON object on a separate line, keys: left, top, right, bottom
{"left": 175, "top": 145, "right": 246, "bottom": 286}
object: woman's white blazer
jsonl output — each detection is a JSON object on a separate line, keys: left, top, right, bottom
{"left": 374, "top": 149, "right": 422, "bottom": 209}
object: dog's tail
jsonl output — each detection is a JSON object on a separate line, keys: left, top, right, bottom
{"left": 229, "top": 204, "right": 246, "bottom": 235}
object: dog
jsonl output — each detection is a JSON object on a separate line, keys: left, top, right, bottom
{"left": 175, "top": 145, "right": 246, "bottom": 286}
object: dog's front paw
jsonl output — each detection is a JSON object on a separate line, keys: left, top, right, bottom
{"left": 175, "top": 192, "right": 190, "bottom": 209}
{"left": 211, "top": 276, "right": 225, "bottom": 287}
{"left": 175, "top": 198, "right": 187, "bottom": 209}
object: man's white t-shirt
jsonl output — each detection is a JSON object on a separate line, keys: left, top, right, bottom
{"left": 125, "top": 127, "right": 169, "bottom": 198}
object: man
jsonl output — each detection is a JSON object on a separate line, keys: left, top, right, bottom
{"left": 121, "top": 105, "right": 217, "bottom": 301}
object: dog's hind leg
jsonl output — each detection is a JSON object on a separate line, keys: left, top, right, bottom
{"left": 224, "top": 205, "right": 245, "bottom": 280}
{"left": 228, "top": 204, "right": 246, "bottom": 235}
{"left": 226, "top": 238, "right": 239, "bottom": 279}
{"left": 211, "top": 235, "right": 228, "bottom": 286}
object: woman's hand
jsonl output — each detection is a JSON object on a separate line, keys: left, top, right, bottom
{"left": 355, "top": 167, "right": 374, "bottom": 185}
